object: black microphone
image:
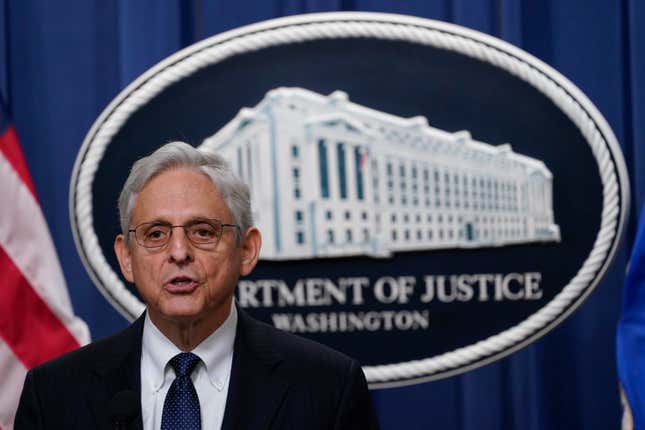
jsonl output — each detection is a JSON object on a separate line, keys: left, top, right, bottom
{"left": 108, "top": 390, "right": 139, "bottom": 430}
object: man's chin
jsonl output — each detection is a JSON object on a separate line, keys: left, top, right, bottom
{"left": 154, "top": 298, "right": 205, "bottom": 322}
{"left": 147, "top": 294, "right": 233, "bottom": 329}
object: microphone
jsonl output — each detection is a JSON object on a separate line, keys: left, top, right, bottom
{"left": 108, "top": 390, "right": 139, "bottom": 430}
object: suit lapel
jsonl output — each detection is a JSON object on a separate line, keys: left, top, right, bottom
{"left": 221, "top": 307, "right": 289, "bottom": 430}
{"left": 87, "top": 315, "right": 145, "bottom": 430}
{"left": 83, "top": 309, "right": 288, "bottom": 429}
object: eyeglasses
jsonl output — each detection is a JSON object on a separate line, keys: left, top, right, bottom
{"left": 128, "top": 218, "right": 240, "bottom": 249}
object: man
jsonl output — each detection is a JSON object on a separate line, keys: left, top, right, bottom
{"left": 15, "top": 142, "right": 379, "bottom": 429}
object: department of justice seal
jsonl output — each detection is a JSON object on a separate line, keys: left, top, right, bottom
{"left": 71, "top": 12, "right": 629, "bottom": 387}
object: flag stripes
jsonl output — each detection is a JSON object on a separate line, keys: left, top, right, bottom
{"left": 0, "top": 117, "right": 89, "bottom": 430}
{"left": 0, "top": 245, "right": 80, "bottom": 368}
{"left": 0, "top": 128, "right": 36, "bottom": 198}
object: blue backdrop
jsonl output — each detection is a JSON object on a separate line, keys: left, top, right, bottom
{"left": 2, "top": 1, "right": 644, "bottom": 428}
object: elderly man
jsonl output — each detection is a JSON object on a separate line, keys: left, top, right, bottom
{"left": 15, "top": 142, "right": 378, "bottom": 429}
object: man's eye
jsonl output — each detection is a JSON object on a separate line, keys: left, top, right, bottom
{"left": 190, "top": 224, "right": 217, "bottom": 239}
{"left": 145, "top": 228, "right": 167, "bottom": 240}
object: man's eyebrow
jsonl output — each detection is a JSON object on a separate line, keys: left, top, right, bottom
{"left": 140, "top": 217, "right": 216, "bottom": 225}
{"left": 140, "top": 218, "right": 171, "bottom": 225}
{"left": 187, "top": 217, "right": 217, "bottom": 223}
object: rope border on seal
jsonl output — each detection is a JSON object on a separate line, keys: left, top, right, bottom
{"left": 70, "top": 13, "right": 627, "bottom": 387}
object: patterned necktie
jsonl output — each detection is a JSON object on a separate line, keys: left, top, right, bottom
{"left": 161, "top": 352, "right": 201, "bottom": 430}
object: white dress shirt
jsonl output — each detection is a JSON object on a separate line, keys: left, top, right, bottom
{"left": 140, "top": 304, "right": 237, "bottom": 430}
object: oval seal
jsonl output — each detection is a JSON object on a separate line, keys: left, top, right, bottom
{"left": 71, "top": 12, "right": 629, "bottom": 388}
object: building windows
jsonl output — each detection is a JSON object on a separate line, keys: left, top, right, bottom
{"left": 318, "top": 139, "right": 329, "bottom": 198}
{"left": 295, "top": 210, "right": 303, "bottom": 223}
{"left": 327, "top": 229, "right": 334, "bottom": 244}
{"left": 372, "top": 160, "right": 380, "bottom": 204}
{"left": 387, "top": 162, "right": 394, "bottom": 203}
{"left": 346, "top": 229, "right": 353, "bottom": 243}
{"left": 363, "top": 228, "right": 369, "bottom": 242}
{"left": 292, "top": 145, "right": 299, "bottom": 158}
{"left": 326, "top": 210, "right": 333, "bottom": 220}
{"left": 355, "top": 147, "right": 365, "bottom": 200}
{"left": 292, "top": 167, "right": 301, "bottom": 199}
{"left": 337, "top": 143, "right": 347, "bottom": 199}
{"left": 400, "top": 163, "right": 407, "bottom": 206}
{"left": 412, "top": 166, "right": 419, "bottom": 206}
{"left": 296, "top": 231, "right": 305, "bottom": 244}
{"left": 345, "top": 211, "right": 351, "bottom": 220}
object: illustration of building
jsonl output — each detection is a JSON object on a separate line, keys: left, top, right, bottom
{"left": 200, "top": 87, "right": 560, "bottom": 260}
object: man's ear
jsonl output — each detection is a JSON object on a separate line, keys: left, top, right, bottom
{"left": 239, "top": 227, "right": 261, "bottom": 276}
{"left": 114, "top": 234, "right": 135, "bottom": 283}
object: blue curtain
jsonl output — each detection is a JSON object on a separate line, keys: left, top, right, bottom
{"left": 2, "top": 1, "right": 644, "bottom": 428}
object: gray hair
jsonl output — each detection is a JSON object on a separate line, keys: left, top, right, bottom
{"left": 118, "top": 141, "right": 252, "bottom": 243}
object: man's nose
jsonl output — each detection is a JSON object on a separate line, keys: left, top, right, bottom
{"left": 167, "top": 227, "right": 193, "bottom": 263}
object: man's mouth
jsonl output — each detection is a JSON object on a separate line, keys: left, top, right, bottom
{"left": 165, "top": 276, "right": 199, "bottom": 293}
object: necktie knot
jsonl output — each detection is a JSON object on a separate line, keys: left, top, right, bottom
{"left": 169, "top": 352, "right": 200, "bottom": 378}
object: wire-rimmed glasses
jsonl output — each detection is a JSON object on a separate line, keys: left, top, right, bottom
{"left": 128, "top": 218, "right": 240, "bottom": 249}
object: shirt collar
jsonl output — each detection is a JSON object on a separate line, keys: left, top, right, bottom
{"left": 141, "top": 304, "right": 237, "bottom": 393}
{"left": 193, "top": 304, "right": 237, "bottom": 391}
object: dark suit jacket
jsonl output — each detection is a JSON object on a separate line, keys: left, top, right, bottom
{"left": 15, "top": 307, "right": 379, "bottom": 429}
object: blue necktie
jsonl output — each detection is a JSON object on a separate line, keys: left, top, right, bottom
{"left": 161, "top": 352, "right": 201, "bottom": 430}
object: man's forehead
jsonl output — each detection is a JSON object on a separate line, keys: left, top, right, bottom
{"left": 130, "top": 168, "right": 230, "bottom": 222}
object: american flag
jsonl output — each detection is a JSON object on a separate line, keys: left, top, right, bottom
{"left": 0, "top": 98, "right": 89, "bottom": 430}
{"left": 617, "top": 203, "right": 645, "bottom": 430}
